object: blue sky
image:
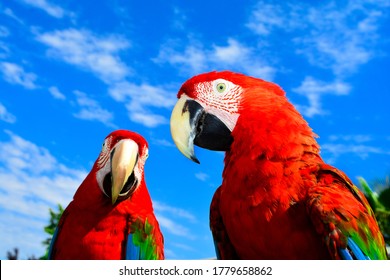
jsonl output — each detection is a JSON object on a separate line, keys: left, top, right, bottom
{"left": 0, "top": 0, "right": 389, "bottom": 260}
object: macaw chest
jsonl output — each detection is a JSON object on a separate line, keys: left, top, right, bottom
{"left": 54, "top": 209, "right": 129, "bottom": 259}
{"left": 219, "top": 185, "right": 329, "bottom": 259}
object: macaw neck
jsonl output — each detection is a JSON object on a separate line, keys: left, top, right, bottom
{"left": 227, "top": 103, "right": 322, "bottom": 165}
{"left": 72, "top": 170, "right": 105, "bottom": 208}
{"left": 222, "top": 106, "right": 323, "bottom": 203}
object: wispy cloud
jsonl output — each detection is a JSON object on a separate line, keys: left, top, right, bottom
{"left": 154, "top": 39, "right": 206, "bottom": 74}
{"left": 109, "top": 82, "right": 177, "bottom": 127}
{"left": 151, "top": 138, "right": 175, "bottom": 148}
{"left": 0, "top": 41, "right": 9, "bottom": 59}
{"left": 73, "top": 90, "right": 116, "bottom": 127}
{"left": 212, "top": 38, "right": 275, "bottom": 79}
{"left": 248, "top": 1, "right": 389, "bottom": 118}
{"left": 36, "top": 28, "right": 131, "bottom": 83}
{"left": 3, "top": 8, "right": 24, "bottom": 24}
{"left": 328, "top": 134, "right": 372, "bottom": 143}
{"left": 321, "top": 143, "right": 389, "bottom": 160}
{"left": 297, "top": 0, "right": 387, "bottom": 76}
{"left": 0, "top": 25, "right": 9, "bottom": 37}
{"left": 36, "top": 28, "right": 175, "bottom": 128}
{"left": 292, "top": 76, "right": 351, "bottom": 117}
{"left": 154, "top": 38, "right": 275, "bottom": 80}
{"left": 153, "top": 201, "right": 197, "bottom": 240}
{"left": 153, "top": 201, "right": 197, "bottom": 223}
{"left": 248, "top": 0, "right": 389, "bottom": 77}
{"left": 48, "top": 86, "right": 66, "bottom": 100}
{"left": 0, "top": 62, "right": 38, "bottom": 89}
{"left": 20, "top": 0, "right": 67, "bottom": 19}
{"left": 320, "top": 133, "right": 390, "bottom": 163}
{"left": 155, "top": 215, "right": 195, "bottom": 239}
{"left": 246, "top": 2, "right": 291, "bottom": 35}
{"left": 172, "top": 7, "right": 187, "bottom": 30}
{"left": 0, "top": 103, "right": 16, "bottom": 123}
{"left": 195, "top": 172, "right": 209, "bottom": 182}
{"left": 0, "top": 130, "right": 86, "bottom": 258}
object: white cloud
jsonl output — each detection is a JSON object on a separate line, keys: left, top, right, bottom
{"left": 73, "top": 90, "right": 116, "bottom": 127}
{"left": 297, "top": 5, "right": 375, "bottom": 76}
{"left": 0, "top": 103, "right": 16, "bottom": 123}
{"left": 321, "top": 143, "right": 389, "bottom": 160}
{"left": 154, "top": 215, "right": 195, "bottom": 239}
{"left": 211, "top": 39, "right": 275, "bottom": 79}
{"left": 195, "top": 172, "right": 209, "bottom": 182}
{"left": 48, "top": 86, "right": 66, "bottom": 100}
{"left": 0, "top": 131, "right": 86, "bottom": 258}
{"left": 172, "top": 7, "right": 187, "bottom": 30}
{"left": 153, "top": 201, "right": 197, "bottom": 223}
{"left": 3, "top": 8, "right": 24, "bottom": 24}
{"left": 36, "top": 28, "right": 131, "bottom": 83}
{"left": 246, "top": 2, "right": 287, "bottom": 35}
{"left": 0, "top": 213, "right": 47, "bottom": 259}
{"left": 292, "top": 76, "right": 351, "bottom": 117}
{"left": 154, "top": 39, "right": 207, "bottom": 74}
{"left": 20, "top": 0, "right": 66, "bottom": 18}
{"left": 154, "top": 38, "right": 275, "bottom": 80}
{"left": 109, "top": 82, "right": 176, "bottom": 108}
{"left": 213, "top": 38, "right": 251, "bottom": 64}
{"left": 320, "top": 133, "right": 390, "bottom": 163}
{"left": 328, "top": 134, "right": 372, "bottom": 143}
{"left": 0, "top": 42, "right": 9, "bottom": 58}
{"left": 0, "top": 26, "right": 10, "bottom": 58}
{"left": 36, "top": 28, "right": 178, "bottom": 128}
{"left": 248, "top": 0, "right": 389, "bottom": 77}
{"left": 153, "top": 201, "right": 197, "bottom": 240}
{"left": 0, "top": 62, "right": 38, "bottom": 89}
{"left": 0, "top": 25, "right": 9, "bottom": 37}
{"left": 109, "top": 82, "right": 177, "bottom": 127}
{"left": 171, "top": 242, "right": 197, "bottom": 252}
{"left": 128, "top": 110, "right": 168, "bottom": 127}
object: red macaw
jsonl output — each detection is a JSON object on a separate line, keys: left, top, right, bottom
{"left": 49, "top": 130, "right": 164, "bottom": 260}
{"left": 170, "top": 71, "right": 387, "bottom": 260}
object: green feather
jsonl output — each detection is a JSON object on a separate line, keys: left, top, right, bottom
{"left": 131, "top": 218, "right": 159, "bottom": 260}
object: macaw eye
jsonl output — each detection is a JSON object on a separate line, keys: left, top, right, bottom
{"left": 145, "top": 148, "right": 149, "bottom": 159}
{"left": 101, "top": 136, "right": 112, "bottom": 152}
{"left": 216, "top": 83, "right": 227, "bottom": 93}
{"left": 102, "top": 140, "right": 108, "bottom": 151}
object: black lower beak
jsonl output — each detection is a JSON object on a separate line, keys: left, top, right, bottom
{"left": 186, "top": 100, "right": 233, "bottom": 151}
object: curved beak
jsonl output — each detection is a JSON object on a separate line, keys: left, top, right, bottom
{"left": 170, "top": 95, "right": 201, "bottom": 163}
{"left": 170, "top": 94, "right": 233, "bottom": 163}
{"left": 110, "top": 139, "right": 138, "bottom": 204}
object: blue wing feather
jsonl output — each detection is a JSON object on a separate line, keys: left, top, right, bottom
{"left": 48, "top": 226, "right": 59, "bottom": 259}
{"left": 213, "top": 238, "right": 221, "bottom": 259}
{"left": 338, "top": 237, "right": 370, "bottom": 260}
{"left": 126, "top": 233, "right": 141, "bottom": 260}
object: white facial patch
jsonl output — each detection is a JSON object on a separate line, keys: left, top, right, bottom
{"left": 195, "top": 79, "right": 241, "bottom": 131}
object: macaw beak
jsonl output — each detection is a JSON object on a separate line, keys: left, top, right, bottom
{"left": 170, "top": 94, "right": 233, "bottom": 163}
{"left": 110, "top": 139, "right": 138, "bottom": 204}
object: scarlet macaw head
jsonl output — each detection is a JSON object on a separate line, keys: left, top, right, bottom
{"left": 94, "top": 130, "right": 149, "bottom": 204}
{"left": 170, "top": 71, "right": 289, "bottom": 163}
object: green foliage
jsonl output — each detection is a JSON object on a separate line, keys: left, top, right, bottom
{"left": 40, "top": 204, "right": 64, "bottom": 259}
{"left": 359, "top": 177, "right": 390, "bottom": 245}
{"left": 6, "top": 248, "right": 37, "bottom": 260}
{"left": 6, "top": 248, "right": 19, "bottom": 260}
